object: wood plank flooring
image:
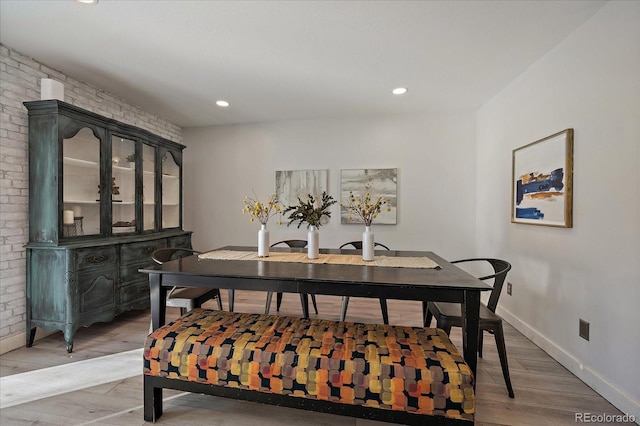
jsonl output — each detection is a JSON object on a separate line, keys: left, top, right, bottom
{"left": 0, "top": 291, "right": 625, "bottom": 425}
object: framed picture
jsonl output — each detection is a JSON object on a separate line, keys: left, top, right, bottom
{"left": 275, "top": 169, "right": 329, "bottom": 208}
{"left": 511, "top": 129, "right": 573, "bottom": 227}
{"left": 340, "top": 168, "right": 397, "bottom": 224}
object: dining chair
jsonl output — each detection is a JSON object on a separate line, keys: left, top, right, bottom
{"left": 266, "top": 240, "right": 318, "bottom": 316}
{"left": 424, "top": 258, "right": 514, "bottom": 398}
{"left": 339, "top": 241, "right": 390, "bottom": 324}
{"left": 151, "top": 248, "right": 223, "bottom": 313}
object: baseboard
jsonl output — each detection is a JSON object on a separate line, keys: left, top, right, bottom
{"left": 498, "top": 306, "right": 640, "bottom": 423}
{"left": 0, "top": 329, "right": 56, "bottom": 355}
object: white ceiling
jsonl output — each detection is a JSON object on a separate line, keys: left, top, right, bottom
{"left": 1, "top": 0, "right": 607, "bottom": 128}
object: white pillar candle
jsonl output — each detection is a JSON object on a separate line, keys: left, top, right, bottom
{"left": 63, "top": 210, "right": 74, "bottom": 225}
{"left": 41, "top": 78, "right": 65, "bottom": 101}
{"left": 73, "top": 206, "right": 82, "bottom": 217}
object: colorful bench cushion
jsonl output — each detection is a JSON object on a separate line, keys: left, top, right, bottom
{"left": 143, "top": 308, "right": 475, "bottom": 421}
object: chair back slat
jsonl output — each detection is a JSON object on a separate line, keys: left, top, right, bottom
{"left": 339, "top": 241, "right": 390, "bottom": 250}
{"left": 270, "top": 240, "right": 308, "bottom": 248}
{"left": 451, "top": 258, "right": 511, "bottom": 312}
{"left": 151, "top": 248, "right": 200, "bottom": 264}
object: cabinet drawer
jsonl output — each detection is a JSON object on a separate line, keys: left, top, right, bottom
{"left": 121, "top": 240, "right": 167, "bottom": 265}
{"left": 76, "top": 247, "right": 117, "bottom": 272}
{"left": 119, "top": 280, "right": 150, "bottom": 307}
{"left": 120, "top": 261, "right": 150, "bottom": 284}
{"left": 167, "top": 234, "right": 191, "bottom": 248}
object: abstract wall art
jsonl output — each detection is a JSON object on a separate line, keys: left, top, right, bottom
{"left": 340, "top": 168, "right": 397, "bottom": 224}
{"left": 511, "top": 129, "right": 573, "bottom": 228}
{"left": 275, "top": 169, "right": 329, "bottom": 208}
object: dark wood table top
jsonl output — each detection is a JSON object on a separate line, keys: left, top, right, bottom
{"left": 140, "top": 246, "right": 490, "bottom": 301}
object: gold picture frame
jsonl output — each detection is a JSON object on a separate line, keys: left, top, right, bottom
{"left": 511, "top": 129, "right": 574, "bottom": 228}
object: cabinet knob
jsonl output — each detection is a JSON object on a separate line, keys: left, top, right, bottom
{"left": 144, "top": 246, "right": 157, "bottom": 254}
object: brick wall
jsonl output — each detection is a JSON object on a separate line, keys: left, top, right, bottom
{"left": 0, "top": 44, "right": 182, "bottom": 347}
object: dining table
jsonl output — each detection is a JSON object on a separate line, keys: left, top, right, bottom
{"left": 140, "top": 245, "right": 491, "bottom": 376}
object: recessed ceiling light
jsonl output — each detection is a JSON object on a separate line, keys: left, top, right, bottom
{"left": 216, "top": 100, "right": 230, "bottom": 107}
{"left": 392, "top": 87, "right": 408, "bottom": 95}
{"left": 76, "top": 0, "right": 99, "bottom": 4}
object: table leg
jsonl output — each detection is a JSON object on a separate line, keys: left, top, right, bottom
{"left": 149, "top": 273, "right": 167, "bottom": 331}
{"left": 462, "top": 290, "right": 481, "bottom": 378}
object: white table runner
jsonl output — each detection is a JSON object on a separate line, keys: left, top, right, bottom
{"left": 198, "top": 250, "right": 439, "bottom": 269}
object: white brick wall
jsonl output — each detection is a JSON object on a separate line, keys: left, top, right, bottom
{"left": 0, "top": 44, "right": 182, "bottom": 344}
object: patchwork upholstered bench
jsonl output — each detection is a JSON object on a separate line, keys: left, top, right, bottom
{"left": 143, "top": 308, "right": 475, "bottom": 425}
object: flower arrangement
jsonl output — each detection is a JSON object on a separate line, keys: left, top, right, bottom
{"left": 283, "top": 191, "right": 337, "bottom": 228}
{"left": 242, "top": 193, "right": 282, "bottom": 225}
{"left": 342, "top": 189, "right": 391, "bottom": 226}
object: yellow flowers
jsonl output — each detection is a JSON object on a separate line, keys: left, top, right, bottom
{"left": 242, "top": 193, "right": 282, "bottom": 225}
{"left": 342, "top": 190, "right": 391, "bottom": 226}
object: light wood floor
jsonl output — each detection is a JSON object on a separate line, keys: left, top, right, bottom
{"left": 0, "top": 291, "right": 625, "bottom": 425}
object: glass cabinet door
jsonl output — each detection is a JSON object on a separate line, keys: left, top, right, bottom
{"left": 111, "top": 136, "right": 136, "bottom": 235}
{"left": 161, "top": 151, "right": 181, "bottom": 229}
{"left": 142, "top": 143, "right": 156, "bottom": 231}
{"left": 62, "top": 127, "right": 101, "bottom": 238}
{"left": 61, "top": 123, "right": 183, "bottom": 237}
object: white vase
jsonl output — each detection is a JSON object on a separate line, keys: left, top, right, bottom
{"left": 307, "top": 225, "right": 319, "bottom": 259}
{"left": 362, "top": 225, "right": 375, "bottom": 261}
{"left": 258, "top": 223, "right": 269, "bottom": 257}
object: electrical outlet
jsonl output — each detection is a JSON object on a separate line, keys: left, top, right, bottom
{"left": 579, "top": 319, "right": 590, "bottom": 341}
{"left": 507, "top": 282, "right": 512, "bottom": 296}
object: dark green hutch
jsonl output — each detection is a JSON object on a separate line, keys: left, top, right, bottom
{"left": 24, "top": 100, "right": 191, "bottom": 352}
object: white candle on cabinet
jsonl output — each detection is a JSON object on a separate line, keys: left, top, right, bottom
{"left": 63, "top": 210, "right": 74, "bottom": 225}
{"left": 40, "top": 78, "right": 65, "bottom": 101}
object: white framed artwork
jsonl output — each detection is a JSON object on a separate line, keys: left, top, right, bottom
{"left": 340, "top": 168, "right": 397, "bottom": 225}
{"left": 275, "top": 169, "right": 329, "bottom": 208}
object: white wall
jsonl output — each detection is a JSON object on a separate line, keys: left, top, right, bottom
{"left": 183, "top": 112, "right": 477, "bottom": 260}
{"left": 476, "top": 1, "right": 639, "bottom": 418}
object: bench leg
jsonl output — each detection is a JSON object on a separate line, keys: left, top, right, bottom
{"left": 144, "top": 375, "right": 163, "bottom": 422}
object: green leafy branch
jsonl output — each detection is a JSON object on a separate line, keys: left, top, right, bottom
{"left": 283, "top": 191, "right": 336, "bottom": 228}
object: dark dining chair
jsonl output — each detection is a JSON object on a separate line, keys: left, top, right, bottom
{"left": 151, "top": 248, "right": 223, "bottom": 313}
{"left": 267, "top": 240, "right": 318, "bottom": 316}
{"left": 339, "top": 241, "right": 390, "bottom": 324}
{"left": 424, "top": 258, "right": 514, "bottom": 398}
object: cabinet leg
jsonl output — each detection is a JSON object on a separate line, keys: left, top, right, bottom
{"left": 64, "top": 327, "right": 74, "bottom": 353}
{"left": 26, "top": 327, "right": 36, "bottom": 347}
